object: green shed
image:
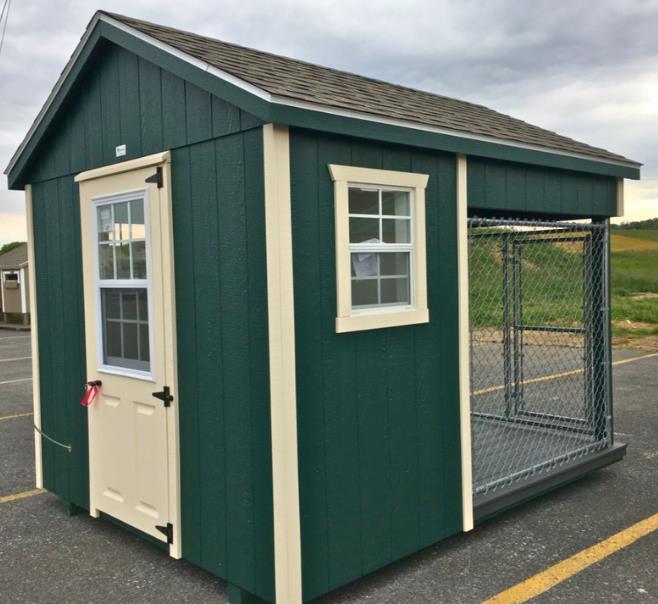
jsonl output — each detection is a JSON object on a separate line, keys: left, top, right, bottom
{"left": 4, "top": 11, "right": 641, "bottom": 603}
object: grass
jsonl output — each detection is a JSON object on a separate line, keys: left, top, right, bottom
{"left": 610, "top": 233, "right": 658, "bottom": 335}
{"left": 469, "top": 227, "right": 658, "bottom": 341}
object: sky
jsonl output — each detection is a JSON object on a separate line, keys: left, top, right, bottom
{"left": 1, "top": 0, "right": 657, "bottom": 245}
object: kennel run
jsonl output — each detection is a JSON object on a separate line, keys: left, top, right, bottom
{"left": 4, "top": 10, "right": 640, "bottom": 604}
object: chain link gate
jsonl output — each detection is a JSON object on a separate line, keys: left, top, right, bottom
{"left": 469, "top": 217, "right": 611, "bottom": 497}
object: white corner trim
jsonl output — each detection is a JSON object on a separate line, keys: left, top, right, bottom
{"left": 25, "top": 185, "right": 43, "bottom": 489}
{"left": 456, "top": 155, "right": 474, "bottom": 532}
{"left": 75, "top": 151, "right": 170, "bottom": 182}
{"left": 19, "top": 268, "right": 27, "bottom": 313}
{"left": 263, "top": 123, "right": 302, "bottom": 604}
{"left": 616, "top": 178, "right": 625, "bottom": 217}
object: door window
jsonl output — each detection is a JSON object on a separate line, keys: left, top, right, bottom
{"left": 95, "top": 195, "right": 151, "bottom": 374}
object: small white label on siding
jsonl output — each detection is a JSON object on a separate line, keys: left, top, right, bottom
{"left": 115, "top": 144, "right": 126, "bottom": 157}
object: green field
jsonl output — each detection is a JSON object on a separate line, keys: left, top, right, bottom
{"left": 469, "top": 227, "right": 658, "bottom": 341}
{"left": 610, "top": 230, "right": 658, "bottom": 336}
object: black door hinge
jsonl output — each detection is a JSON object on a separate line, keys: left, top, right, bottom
{"left": 145, "top": 166, "right": 163, "bottom": 188}
{"left": 152, "top": 385, "right": 173, "bottom": 407}
{"left": 155, "top": 522, "right": 174, "bottom": 545}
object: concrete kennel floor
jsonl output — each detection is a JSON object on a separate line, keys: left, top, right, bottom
{"left": 0, "top": 331, "right": 656, "bottom": 603}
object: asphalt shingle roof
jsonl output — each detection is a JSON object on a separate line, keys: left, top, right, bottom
{"left": 106, "top": 12, "right": 638, "bottom": 166}
{"left": 0, "top": 243, "right": 28, "bottom": 270}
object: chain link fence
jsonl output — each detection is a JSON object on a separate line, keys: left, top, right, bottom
{"left": 469, "top": 217, "right": 611, "bottom": 497}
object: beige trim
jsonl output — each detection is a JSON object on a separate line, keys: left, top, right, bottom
{"left": 262, "top": 123, "right": 303, "bottom": 604}
{"left": 616, "top": 178, "right": 625, "bottom": 217}
{"left": 74, "top": 151, "right": 170, "bottom": 183}
{"left": 456, "top": 155, "right": 474, "bottom": 532}
{"left": 25, "top": 185, "right": 43, "bottom": 489}
{"left": 158, "top": 158, "right": 183, "bottom": 558}
{"left": 329, "top": 164, "right": 430, "bottom": 333}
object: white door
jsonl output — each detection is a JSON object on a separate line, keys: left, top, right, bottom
{"left": 77, "top": 153, "right": 181, "bottom": 555}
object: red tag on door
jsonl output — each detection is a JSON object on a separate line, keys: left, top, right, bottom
{"left": 80, "top": 383, "right": 99, "bottom": 407}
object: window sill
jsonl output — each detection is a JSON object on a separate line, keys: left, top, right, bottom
{"left": 336, "top": 307, "right": 429, "bottom": 333}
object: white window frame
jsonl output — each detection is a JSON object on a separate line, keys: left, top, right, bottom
{"left": 92, "top": 188, "right": 155, "bottom": 381}
{"left": 329, "top": 164, "right": 430, "bottom": 333}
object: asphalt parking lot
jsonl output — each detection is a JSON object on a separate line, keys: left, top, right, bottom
{"left": 0, "top": 330, "right": 656, "bottom": 603}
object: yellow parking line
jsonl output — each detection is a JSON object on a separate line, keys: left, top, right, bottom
{"left": 0, "top": 488, "right": 45, "bottom": 505}
{"left": 484, "top": 512, "right": 658, "bottom": 603}
{"left": 0, "top": 411, "right": 33, "bottom": 422}
{"left": 474, "top": 351, "right": 658, "bottom": 396}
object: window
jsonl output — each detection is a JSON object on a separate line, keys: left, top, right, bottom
{"left": 4, "top": 273, "right": 18, "bottom": 281}
{"left": 95, "top": 195, "right": 151, "bottom": 374}
{"left": 330, "top": 164, "right": 430, "bottom": 333}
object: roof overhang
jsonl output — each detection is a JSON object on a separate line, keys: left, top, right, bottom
{"left": 5, "top": 11, "right": 642, "bottom": 189}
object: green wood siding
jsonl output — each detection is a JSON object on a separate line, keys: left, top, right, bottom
{"left": 172, "top": 134, "right": 274, "bottom": 601}
{"left": 468, "top": 157, "right": 618, "bottom": 217}
{"left": 289, "top": 129, "right": 463, "bottom": 601}
{"left": 25, "top": 42, "right": 273, "bottom": 601}
{"left": 31, "top": 176, "right": 88, "bottom": 508}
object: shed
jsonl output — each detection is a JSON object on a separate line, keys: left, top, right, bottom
{"left": 0, "top": 242, "right": 30, "bottom": 324}
{"left": 4, "top": 11, "right": 641, "bottom": 603}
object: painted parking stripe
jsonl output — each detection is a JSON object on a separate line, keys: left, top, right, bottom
{"left": 0, "top": 335, "right": 30, "bottom": 340}
{"left": 0, "top": 377, "right": 32, "bottom": 386}
{"left": 0, "top": 411, "right": 33, "bottom": 422}
{"left": 484, "top": 512, "right": 658, "bottom": 603}
{"left": 0, "top": 356, "right": 32, "bottom": 363}
{"left": 0, "top": 488, "right": 45, "bottom": 505}
{"left": 473, "top": 351, "right": 658, "bottom": 396}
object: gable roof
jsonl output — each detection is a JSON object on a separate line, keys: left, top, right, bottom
{"left": 5, "top": 11, "right": 641, "bottom": 187}
{"left": 0, "top": 243, "right": 28, "bottom": 270}
{"left": 107, "top": 12, "right": 635, "bottom": 167}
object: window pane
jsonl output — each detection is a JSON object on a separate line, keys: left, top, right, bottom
{"left": 348, "top": 188, "right": 378, "bottom": 215}
{"left": 105, "top": 320, "right": 122, "bottom": 358}
{"left": 98, "top": 244, "right": 114, "bottom": 279}
{"left": 103, "top": 289, "right": 122, "bottom": 320}
{"left": 381, "top": 277, "right": 410, "bottom": 305}
{"left": 382, "top": 218, "right": 410, "bottom": 243}
{"left": 351, "top": 251, "right": 378, "bottom": 278}
{"left": 132, "top": 241, "right": 146, "bottom": 279}
{"left": 122, "top": 290, "right": 137, "bottom": 320}
{"left": 130, "top": 199, "right": 145, "bottom": 239}
{"left": 352, "top": 279, "right": 378, "bottom": 307}
{"left": 137, "top": 289, "right": 148, "bottom": 321}
{"left": 349, "top": 217, "right": 379, "bottom": 243}
{"left": 380, "top": 252, "right": 410, "bottom": 277}
{"left": 97, "top": 206, "right": 113, "bottom": 242}
{"left": 139, "top": 323, "right": 150, "bottom": 362}
{"left": 114, "top": 202, "right": 129, "bottom": 241}
{"left": 382, "top": 191, "right": 410, "bottom": 216}
{"left": 123, "top": 323, "right": 139, "bottom": 360}
{"left": 116, "top": 243, "right": 131, "bottom": 279}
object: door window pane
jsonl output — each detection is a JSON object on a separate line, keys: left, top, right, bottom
{"left": 98, "top": 244, "right": 114, "bottom": 279}
{"left": 113, "top": 202, "right": 130, "bottom": 241}
{"left": 96, "top": 198, "right": 147, "bottom": 281}
{"left": 131, "top": 241, "right": 146, "bottom": 279}
{"left": 130, "top": 200, "right": 145, "bottom": 239}
{"left": 101, "top": 287, "right": 150, "bottom": 372}
{"left": 116, "top": 243, "right": 131, "bottom": 279}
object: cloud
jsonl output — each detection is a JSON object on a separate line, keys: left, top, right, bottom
{"left": 1, "top": 0, "right": 657, "bottom": 242}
